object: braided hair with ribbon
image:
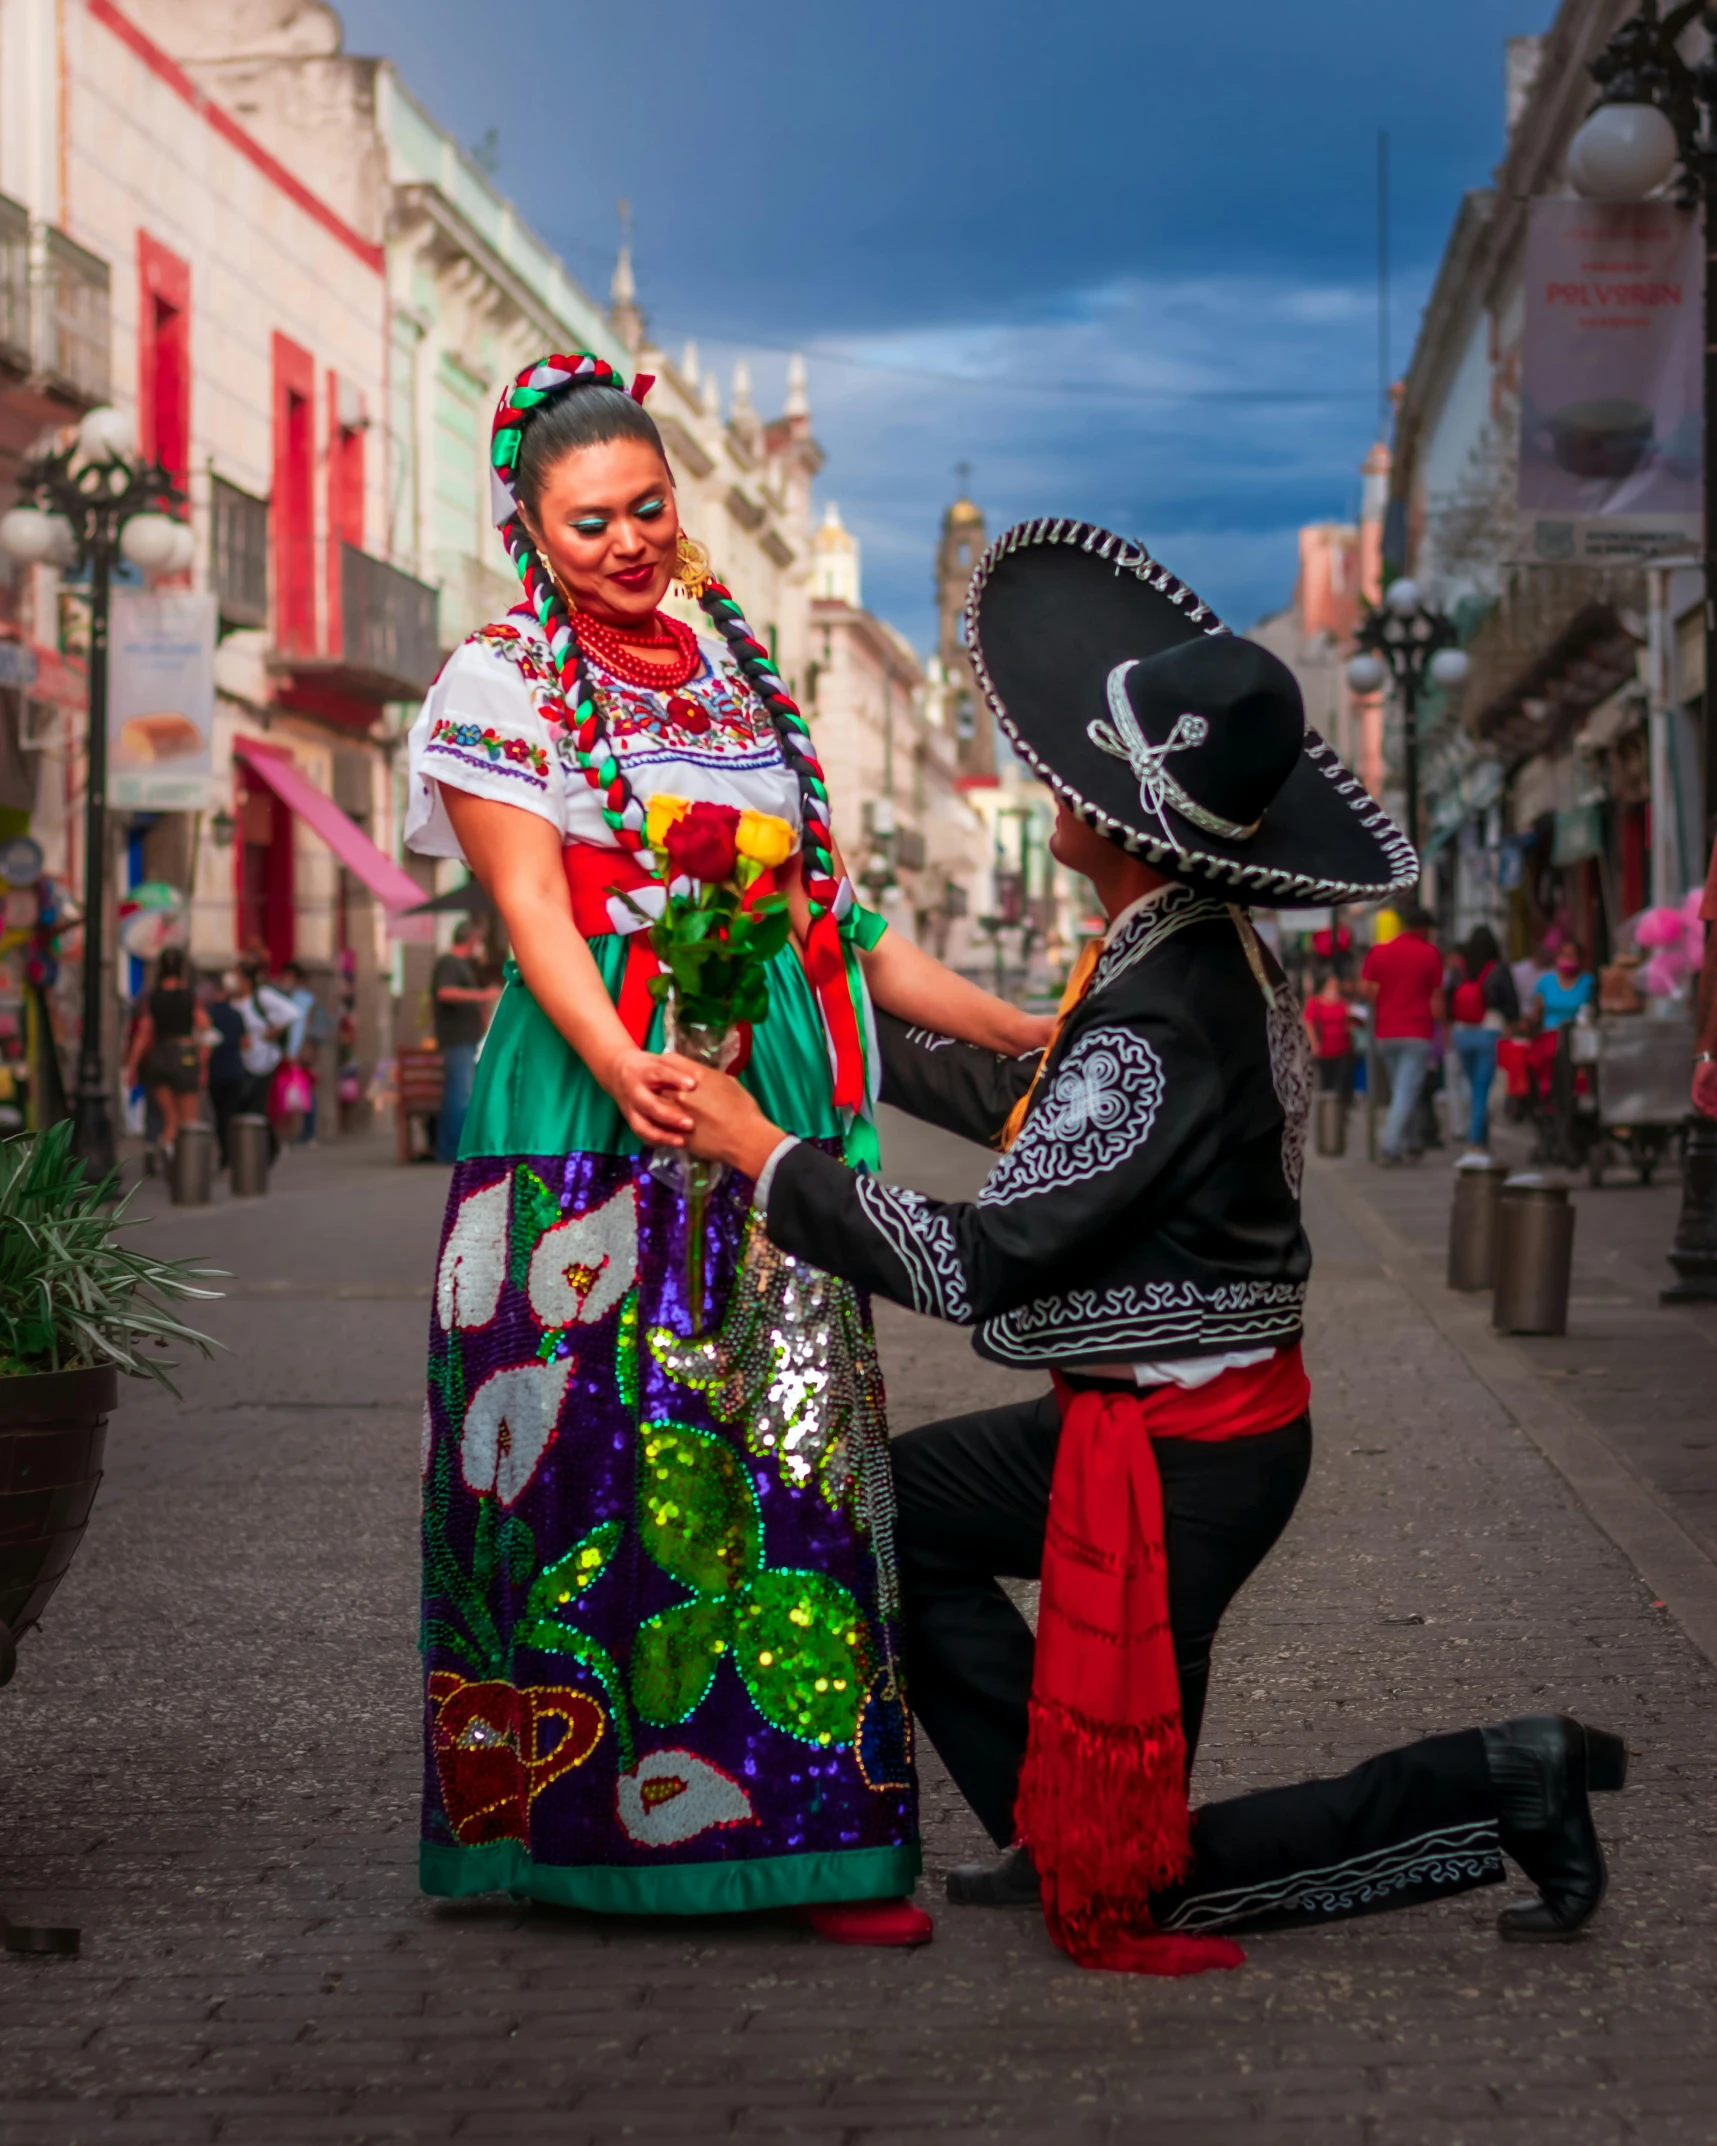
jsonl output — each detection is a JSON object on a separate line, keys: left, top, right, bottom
{"left": 489, "top": 353, "right": 864, "bottom": 1107}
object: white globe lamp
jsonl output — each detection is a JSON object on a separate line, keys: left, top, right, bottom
{"left": 120, "top": 512, "right": 183, "bottom": 576}
{"left": 1429, "top": 646, "right": 1472, "bottom": 690}
{"left": 76, "top": 405, "right": 135, "bottom": 462}
{"left": 1384, "top": 577, "right": 1422, "bottom": 618}
{"left": 1568, "top": 102, "right": 1679, "bottom": 200}
{"left": 1346, "top": 652, "right": 1387, "bottom": 694}
{"left": 0, "top": 506, "right": 60, "bottom": 564}
{"left": 164, "top": 521, "right": 196, "bottom": 574}
{"left": 40, "top": 513, "right": 78, "bottom": 568}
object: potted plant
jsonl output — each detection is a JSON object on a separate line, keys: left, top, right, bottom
{"left": 0, "top": 1120, "right": 219, "bottom": 1689}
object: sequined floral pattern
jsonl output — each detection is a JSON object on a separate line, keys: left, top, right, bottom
{"left": 420, "top": 1150, "right": 917, "bottom": 1905}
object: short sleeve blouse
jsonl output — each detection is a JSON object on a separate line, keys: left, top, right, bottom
{"left": 404, "top": 605, "right": 804, "bottom": 861}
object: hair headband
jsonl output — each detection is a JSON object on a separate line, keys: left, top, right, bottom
{"left": 488, "top": 352, "right": 656, "bottom": 532}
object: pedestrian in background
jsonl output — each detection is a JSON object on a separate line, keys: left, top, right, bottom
{"left": 205, "top": 971, "right": 249, "bottom": 1167}
{"left": 1447, "top": 924, "right": 1520, "bottom": 1160}
{"left": 122, "top": 946, "right": 204, "bottom": 1169}
{"left": 1533, "top": 941, "right": 1595, "bottom": 1033}
{"left": 1360, "top": 901, "right": 1445, "bottom": 1165}
{"left": 230, "top": 962, "right": 295, "bottom": 1164}
{"left": 1304, "top": 969, "right": 1356, "bottom": 1098}
{"left": 431, "top": 916, "right": 499, "bottom": 1164}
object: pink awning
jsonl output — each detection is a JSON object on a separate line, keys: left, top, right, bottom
{"left": 234, "top": 742, "right": 434, "bottom": 942}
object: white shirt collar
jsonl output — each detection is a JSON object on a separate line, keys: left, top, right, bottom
{"left": 1103, "top": 881, "right": 1183, "bottom": 944}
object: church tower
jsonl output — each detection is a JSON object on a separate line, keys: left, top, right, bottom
{"left": 936, "top": 488, "right": 992, "bottom": 782}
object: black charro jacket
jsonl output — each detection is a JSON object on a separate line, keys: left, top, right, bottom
{"left": 763, "top": 885, "right": 1313, "bottom": 1370}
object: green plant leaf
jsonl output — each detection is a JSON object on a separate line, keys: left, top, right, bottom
{"left": 422, "top": 1450, "right": 503, "bottom": 1673}
{"left": 421, "top": 1616, "right": 484, "bottom": 1669}
{"left": 508, "top": 1165, "right": 563, "bottom": 1289}
{"left": 733, "top": 1568, "right": 875, "bottom": 1748}
{"left": 637, "top": 1419, "right": 760, "bottom": 1598}
{"left": 631, "top": 1596, "right": 728, "bottom": 1724}
{"left": 471, "top": 1495, "right": 498, "bottom": 1591}
{"left": 525, "top": 1519, "right": 622, "bottom": 1621}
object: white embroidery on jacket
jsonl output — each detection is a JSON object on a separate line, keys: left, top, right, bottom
{"left": 978, "top": 1027, "right": 1163, "bottom": 1208}
{"left": 1094, "top": 887, "right": 1229, "bottom": 992}
{"left": 852, "top": 1177, "right": 972, "bottom": 1322}
{"left": 902, "top": 1026, "right": 956, "bottom": 1052}
{"left": 1266, "top": 989, "right": 1313, "bottom": 1197}
{"left": 980, "top": 1278, "right": 1305, "bottom": 1364}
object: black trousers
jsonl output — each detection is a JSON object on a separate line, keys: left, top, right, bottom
{"left": 893, "top": 1394, "right": 1505, "bottom": 1934}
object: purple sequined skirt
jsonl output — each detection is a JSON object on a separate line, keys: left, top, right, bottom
{"left": 419, "top": 1150, "right": 919, "bottom": 1913}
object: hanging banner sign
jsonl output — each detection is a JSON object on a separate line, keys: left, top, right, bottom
{"left": 1518, "top": 198, "right": 1701, "bottom": 564}
{"left": 107, "top": 589, "right": 218, "bottom": 809}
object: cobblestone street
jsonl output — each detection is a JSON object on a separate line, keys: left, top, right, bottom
{"left": 4, "top": 1113, "right": 1717, "bottom": 2144}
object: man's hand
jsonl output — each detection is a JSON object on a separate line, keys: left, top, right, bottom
{"left": 665, "top": 1058, "right": 785, "bottom": 1179}
{"left": 1693, "top": 1059, "right": 1717, "bottom": 1120}
{"left": 601, "top": 1045, "right": 698, "bottom": 1147}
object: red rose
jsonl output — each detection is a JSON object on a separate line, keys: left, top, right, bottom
{"left": 663, "top": 801, "right": 741, "bottom": 883}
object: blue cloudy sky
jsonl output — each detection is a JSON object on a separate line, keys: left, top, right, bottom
{"left": 338, "top": 0, "right": 1557, "bottom": 651}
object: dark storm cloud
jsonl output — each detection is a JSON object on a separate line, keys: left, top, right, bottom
{"left": 336, "top": 0, "right": 1555, "bottom": 643}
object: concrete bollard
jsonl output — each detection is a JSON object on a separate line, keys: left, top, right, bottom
{"left": 169, "top": 1122, "right": 215, "bottom": 1207}
{"left": 1315, "top": 1091, "right": 1347, "bottom": 1158}
{"left": 228, "top": 1114, "right": 271, "bottom": 1198}
{"left": 1492, "top": 1177, "right": 1575, "bottom": 1335}
{"left": 1446, "top": 1160, "right": 1511, "bottom": 1292}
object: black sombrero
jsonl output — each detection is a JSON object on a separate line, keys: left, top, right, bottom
{"left": 965, "top": 519, "right": 1419, "bottom": 905}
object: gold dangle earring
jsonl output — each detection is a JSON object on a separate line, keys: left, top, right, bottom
{"left": 673, "top": 531, "right": 712, "bottom": 600}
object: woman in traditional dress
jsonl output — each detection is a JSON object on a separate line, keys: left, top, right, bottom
{"left": 406, "top": 352, "right": 1046, "bottom": 1945}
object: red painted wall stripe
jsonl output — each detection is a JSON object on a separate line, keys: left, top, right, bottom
{"left": 88, "top": 0, "right": 385, "bottom": 276}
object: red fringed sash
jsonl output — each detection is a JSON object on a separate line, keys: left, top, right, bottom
{"left": 1015, "top": 1351, "right": 1308, "bottom": 1977}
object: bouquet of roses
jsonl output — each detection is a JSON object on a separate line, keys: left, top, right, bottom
{"left": 638, "top": 795, "right": 796, "bottom": 1043}
{"left": 626, "top": 794, "right": 796, "bottom": 1329}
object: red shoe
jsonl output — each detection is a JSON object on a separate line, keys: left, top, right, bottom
{"left": 799, "top": 1896, "right": 934, "bottom": 1947}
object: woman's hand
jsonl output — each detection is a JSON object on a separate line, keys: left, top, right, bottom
{"left": 665, "top": 1058, "right": 785, "bottom": 1179}
{"left": 602, "top": 1043, "right": 698, "bottom": 1146}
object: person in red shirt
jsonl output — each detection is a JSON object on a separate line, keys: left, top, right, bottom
{"left": 1304, "top": 970, "right": 1356, "bottom": 1098}
{"left": 1360, "top": 903, "right": 1446, "bottom": 1163}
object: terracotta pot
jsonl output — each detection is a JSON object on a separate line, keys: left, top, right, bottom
{"left": 0, "top": 1364, "right": 117, "bottom": 1686}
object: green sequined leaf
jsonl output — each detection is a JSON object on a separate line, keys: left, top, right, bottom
{"left": 421, "top": 1616, "right": 483, "bottom": 1669}
{"left": 471, "top": 1495, "right": 498, "bottom": 1590}
{"left": 638, "top": 1420, "right": 760, "bottom": 1599}
{"left": 509, "top": 1165, "right": 564, "bottom": 1290}
{"left": 615, "top": 1286, "right": 640, "bottom": 1415}
{"left": 631, "top": 1597, "right": 729, "bottom": 1725}
{"left": 733, "top": 1568, "right": 875, "bottom": 1748}
{"left": 498, "top": 1514, "right": 536, "bottom": 1585}
{"left": 513, "top": 1617, "right": 634, "bottom": 1771}
{"left": 525, "top": 1519, "right": 622, "bottom": 1622}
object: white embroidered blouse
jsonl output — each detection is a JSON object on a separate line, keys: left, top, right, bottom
{"left": 404, "top": 605, "right": 804, "bottom": 861}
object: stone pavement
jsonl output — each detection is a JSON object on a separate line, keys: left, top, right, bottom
{"left": 3, "top": 1114, "right": 1717, "bottom": 2144}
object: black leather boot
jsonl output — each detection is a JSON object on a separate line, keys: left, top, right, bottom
{"left": 1484, "top": 1714, "right": 1627, "bottom": 1942}
{"left": 945, "top": 1843, "right": 1041, "bottom": 1907}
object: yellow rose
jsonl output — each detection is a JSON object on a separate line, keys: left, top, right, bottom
{"left": 735, "top": 809, "right": 796, "bottom": 869}
{"left": 645, "top": 794, "right": 691, "bottom": 849}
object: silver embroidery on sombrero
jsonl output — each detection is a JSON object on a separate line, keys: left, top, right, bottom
{"left": 1090, "top": 662, "right": 1264, "bottom": 849}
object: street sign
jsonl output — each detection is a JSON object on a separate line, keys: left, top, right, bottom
{"left": 107, "top": 589, "right": 218, "bottom": 809}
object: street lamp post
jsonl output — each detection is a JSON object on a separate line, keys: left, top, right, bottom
{"left": 0, "top": 408, "right": 189, "bottom": 1178}
{"left": 1345, "top": 578, "right": 1471, "bottom": 862}
{"left": 1567, "top": 1, "right": 1717, "bottom": 1302}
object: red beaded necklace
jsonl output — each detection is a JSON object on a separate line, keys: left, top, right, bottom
{"left": 574, "top": 608, "right": 702, "bottom": 692}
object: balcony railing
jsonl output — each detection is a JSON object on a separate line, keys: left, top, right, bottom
{"left": 0, "top": 193, "right": 29, "bottom": 375}
{"left": 210, "top": 476, "right": 270, "bottom": 631}
{"left": 341, "top": 544, "right": 441, "bottom": 698}
{"left": 41, "top": 228, "right": 109, "bottom": 403}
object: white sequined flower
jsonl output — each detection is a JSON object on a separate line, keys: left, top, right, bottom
{"left": 526, "top": 1184, "right": 638, "bottom": 1329}
{"left": 616, "top": 1749, "right": 755, "bottom": 1846}
{"left": 459, "top": 1358, "right": 575, "bottom": 1506}
{"left": 435, "top": 1177, "right": 510, "bottom": 1330}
